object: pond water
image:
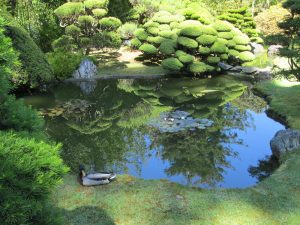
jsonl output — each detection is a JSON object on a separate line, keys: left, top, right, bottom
{"left": 23, "top": 76, "right": 284, "bottom": 188}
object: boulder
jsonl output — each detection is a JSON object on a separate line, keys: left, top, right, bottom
{"left": 250, "top": 42, "right": 265, "bottom": 56}
{"left": 72, "top": 59, "right": 97, "bottom": 79}
{"left": 242, "top": 66, "right": 258, "bottom": 74}
{"left": 270, "top": 129, "right": 300, "bottom": 158}
{"left": 268, "top": 45, "right": 283, "bottom": 56}
{"left": 218, "top": 62, "right": 233, "bottom": 70}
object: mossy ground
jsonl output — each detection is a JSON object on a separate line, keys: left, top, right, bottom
{"left": 255, "top": 80, "right": 300, "bottom": 129}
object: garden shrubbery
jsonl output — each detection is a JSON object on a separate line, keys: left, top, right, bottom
{"left": 132, "top": 7, "right": 256, "bottom": 75}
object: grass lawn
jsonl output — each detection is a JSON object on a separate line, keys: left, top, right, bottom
{"left": 53, "top": 149, "right": 300, "bottom": 225}
{"left": 255, "top": 80, "right": 300, "bottom": 129}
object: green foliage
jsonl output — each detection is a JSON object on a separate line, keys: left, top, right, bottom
{"left": 159, "top": 30, "right": 176, "bottom": 39}
{"left": 235, "top": 44, "right": 251, "bottom": 51}
{"left": 213, "top": 21, "right": 232, "bottom": 32}
{"left": 0, "top": 96, "right": 43, "bottom": 131}
{"left": 54, "top": 2, "right": 84, "bottom": 17}
{"left": 47, "top": 50, "right": 84, "bottom": 80}
{"left": 52, "top": 35, "right": 76, "bottom": 51}
{"left": 0, "top": 131, "right": 68, "bottom": 225}
{"left": 180, "top": 25, "right": 203, "bottom": 37}
{"left": 161, "top": 57, "right": 183, "bottom": 71}
{"left": 99, "top": 17, "right": 122, "bottom": 30}
{"left": 196, "top": 34, "right": 217, "bottom": 45}
{"left": 139, "top": 43, "right": 158, "bottom": 54}
{"left": 159, "top": 40, "right": 176, "bottom": 55}
{"left": 238, "top": 51, "right": 255, "bottom": 62}
{"left": 175, "top": 50, "right": 194, "bottom": 63}
{"left": 65, "top": 24, "right": 81, "bottom": 37}
{"left": 198, "top": 46, "right": 211, "bottom": 54}
{"left": 233, "top": 35, "right": 250, "bottom": 45}
{"left": 108, "top": 0, "right": 133, "bottom": 22}
{"left": 92, "top": 8, "right": 108, "bottom": 17}
{"left": 131, "top": 38, "right": 142, "bottom": 48}
{"left": 84, "top": 0, "right": 108, "bottom": 9}
{"left": 207, "top": 56, "right": 221, "bottom": 64}
{"left": 5, "top": 21, "right": 54, "bottom": 88}
{"left": 134, "top": 28, "right": 149, "bottom": 41}
{"left": 147, "top": 26, "right": 160, "bottom": 35}
{"left": 178, "top": 36, "right": 198, "bottom": 48}
{"left": 118, "top": 22, "right": 137, "bottom": 39}
{"left": 147, "top": 36, "right": 166, "bottom": 44}
{"left": 211, "top": 41, "right": 228, "bottom": 53}
{"left": 218, "top": 31, "right": 234, "bottom": 40}
{"left": 189, "top": 61, "right": 214, "bottom": 73}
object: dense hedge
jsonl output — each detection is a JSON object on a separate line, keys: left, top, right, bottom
{"left": 3, "top": 13, "right": 54, "bottom": 88}
{"left": 218, "top": 6, "right": 263, "bottom": 44}
{"left": 132, "top": 8, "right": 256, "bottom": 75}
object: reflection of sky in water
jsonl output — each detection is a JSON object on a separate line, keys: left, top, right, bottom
{"left": 125, "top": 109, "right": 284, "bottom": 188}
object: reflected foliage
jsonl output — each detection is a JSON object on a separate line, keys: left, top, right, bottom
{"left": 30, "top": 77, "right": 262, "bottom": 185}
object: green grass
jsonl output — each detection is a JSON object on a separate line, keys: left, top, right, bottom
{"left": 255, "top": 80, "right": 300, "bottom": 129}
{"left": 53, "top": 148, "right": 300, "bottom": 225}
{"left": 243, "top": 52, "right": 273, "bottom": 68}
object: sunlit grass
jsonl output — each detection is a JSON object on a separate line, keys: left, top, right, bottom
{"left": 52, "top": 147, "right": 300, "bottom": 225}
{"left": 255, "top": 79, "right": 300, "bottom": 129}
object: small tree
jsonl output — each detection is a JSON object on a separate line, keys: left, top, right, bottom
{"left": 54, "top": 0, "right": 122, "bottom": 54}
{"left": 278, "top": 0, "right": 300, "bottom": 81}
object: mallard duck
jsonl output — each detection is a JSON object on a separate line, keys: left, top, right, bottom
{"left": 79, "top": 165, "right": 116, "bottom": 186}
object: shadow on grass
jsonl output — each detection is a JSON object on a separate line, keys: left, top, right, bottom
{"left": 62, "top": 206, "right": 115, "bottom": 225}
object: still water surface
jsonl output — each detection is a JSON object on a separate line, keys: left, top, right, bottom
{"left": 23, "top": 76, "right": 284, "bottom": 188}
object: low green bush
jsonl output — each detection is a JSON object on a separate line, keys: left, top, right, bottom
{"left": 238, "top": 51, "right": 255, "bottom": 62}
{"left": 147, "top": 27, "right": 160, "bottom": 35}
{"left": 118, "top": 23, "right": 138, "bottom": 40}
{"left": 147, "top": 36, "right": 166, "bottom": 44}
{"left": 131, "top": 38, "right": 142, "bottom": 48}
{"left": 54, "top": 2, "right": 84, "bottom": 17}
{"left": 161, "top": 57, "right": 183, "bottom": 71}
{"left": 207, "top": 56, "right": 221, "bottom": 64}
{"left": 178, "top": 36, "right": 198, "bottom": 48}
{"left": 99, "top": 17, "right": 122, "bottom": 30}
{"left": 0, "top": 131, "right": 68, "bottom": 225}
{"left": 46, "top": 50, "right": 84, "bottom": 80}
{"left": 175, "top": 50, "right": 194, "bottom": 63}
{"left": 92, "top": 8, "right": 108, "bottom": 17}
{"left": 159, "top": 40, "right": 177, "bottom": 55}
{"left": 198, "top": 46, "right": 211, "bottom": 54}
{"left": 180, "top": 25, "right": 203, "bottom": 37}
{"left": 139, "top": 43, "right": 158, "bottom": 54}
{"left": 234, "top": 44, "right": 251, "bottom": 51}
{"left": 196, "top": 34, "right": 217, "bottom": 46}
{"left": 229, "top": 49, "right": 240, "bottom": 57}
{"left": 213, "top": 21, "right": 232, "bottom": 32}
{"left": 134, "top": 28, "right": 149, "bottom": 41}
{"left": 159, "top": 30, "right": 177, "bottom": 39}
{"left": 189, "top": 61, "right": 214, "bottom": 73}
{"left": 233, "top": 35, "right": 250, "bottom": 45}
{"left": 218, "top": 31, "right": 234, "bottom": 40}
{"left": 211, "top": 41, "right": 228, "bottom": 53}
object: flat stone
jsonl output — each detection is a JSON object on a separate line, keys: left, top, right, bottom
{"left": 250, "top": 42, "right": 265, "bottom": 56}
{"left": 229, "top": 66, "right": 243, "bottom": 72}
{"left": 270, "top": 129, "right": 300, "bottom": 158}
{"left": 242, "top": 66, "right": 258, "bottom": 74}
{"left": 218, "top": 62, "right": 233, "bottom": 71}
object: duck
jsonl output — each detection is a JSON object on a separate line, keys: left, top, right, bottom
{"left": 79, "top": 165, "right": 116, "bottom": 186}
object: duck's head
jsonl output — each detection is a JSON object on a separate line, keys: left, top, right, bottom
{"left": 79, "top": 164, "right": 86, "bottom": 178}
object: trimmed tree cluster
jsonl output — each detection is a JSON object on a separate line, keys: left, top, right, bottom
{"left": 131, "top": 11, "right": 185, "bottom": 58}
{"left": 54, "top": 0, "right": 122, "bottom": 54}
{"left": 218, "top": 6, "right": 263, "bottom": 44}
{"left": 132, "top": 9, "right": 255, "bottom": 75}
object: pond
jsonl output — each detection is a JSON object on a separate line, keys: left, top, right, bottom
{"left": 23, "top": 76, "right": 284, "bottom": 188}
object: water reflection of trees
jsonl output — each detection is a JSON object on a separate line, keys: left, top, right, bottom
{"left": 44, "top": 76, "right": 258, "bottom": 186}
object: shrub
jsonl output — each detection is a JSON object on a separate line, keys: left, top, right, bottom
{"left": 52, "top": 35, "right": 76, "bottom": 51}
{"left": 159, "top": 30, "right": 177, "bottom": 39}
{"left": 131, "top": 38, "right": 142, "bottom": 48}
{"left": 65, "top": 24, "right": 81, "bottom": 37}
{"left": 134, "top": 28, "right": 149, "bottom": 41}
{"left": 175, "top": 50, "right": 194, "bottom": 63}
{"left": 196, "top": 34, "right": 216, "bottom": 46}
{"left": 229, "top": 49, "right": 240, "bottom": 57}
{"left": 54, "top": 2, "right": 84, "bottom": 17}
{"left": 158, "top": 24, "right": 171, "bottom": 31}
{"left": 5, "top": 22, "right": 54, "bottom": 88}
{"left": 199, "top": 25, "right": 218, "bottom": 35}
{"left": 84, "top": 0, "right": 107, "bottom": 9}
{"left": 180, "top": 25, "right": 203, "bottom": 37}
{"left": 217, "top": 31, "right": 234, "bottom": 40}
{"left": 211, "top": 41, "right": 228, "bottom": 53}
{"left": 47, "top": 50, "right": 84, "bottom": 80}
{"left": 178, "top": 36, "right": 198, "bottom": 48}
{"left": 233, "top": 35, "right": 250, "bottom": 45}
{"left": 147, "top": 27, "right": 160, "bottom": 35}
{"left": 118, "top": 22, "right": 137, "bottom": 39}
{"left": 161, "top": 58, "right": 183, "bottom": 71}
{"left": 198, "top": 46, "right": 211, "bottom": 55}
{"left": 143, "top": 21, "right": 160, "bottom": 28}
{"left": 0, "top": 96, "right": 43, "bottom": 132}
{"left": 147, "top": 36, "right": 166, "bottom": 44}
{"left": 189, "top": 61, "right": 214, "bottom": 73}
{"left": 238, "top": 51, "right": 255, "bottom": 62}
{"left": 159, "top": 40, "right": 176, "bottom": 55}
{"left": 213, "top": 21, "right": 232, "bottom": 32}
{"left": 207, "top": 56, "right": 221, "bottom": 64}
{"left": 139, "top": 43, "right": 158, "bottom": 54}
{"left": 99, "top": 17, "right": 122, "bottom": 30}
{"left": 220, "top": 53, "right": 229, "bottom": 60}
{"left": 235, "top": 44, "right": 251, "bottom": 51}
{"left": 92, "top": 8, "right": 108, "bottom": 17}
{"left": 227, "top": 40, "right": 236, "bottom": 47}
{"left": 0, "top": 131, "right": 68, "bottom": 225}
